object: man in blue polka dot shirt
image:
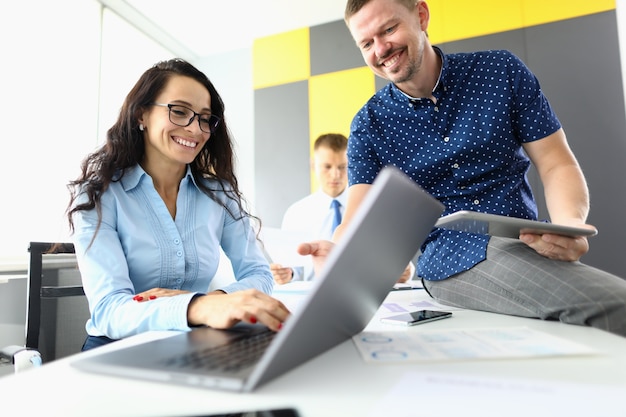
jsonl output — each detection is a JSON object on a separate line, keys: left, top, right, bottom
{"left": 299, "top": 0, "right": 626, "bottom": 337}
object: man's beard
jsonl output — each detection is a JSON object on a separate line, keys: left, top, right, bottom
{"left": 387, "top": 39, "right": 424, "bottom": 85}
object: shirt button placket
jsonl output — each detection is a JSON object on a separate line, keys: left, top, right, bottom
{"left": 174, "top": 238, "right": 183, "bottom": 289}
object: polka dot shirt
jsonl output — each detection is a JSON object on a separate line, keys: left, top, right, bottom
{"left": 348, "top": 47, "right": 561, "bottom": 280}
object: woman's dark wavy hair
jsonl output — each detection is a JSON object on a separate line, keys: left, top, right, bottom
{"left": 66, "top": 58, "right": 252, "bottom": 236}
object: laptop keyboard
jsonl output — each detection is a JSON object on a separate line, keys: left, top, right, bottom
{"left": 161, "top": 327, "right": 276, "bottom": 372}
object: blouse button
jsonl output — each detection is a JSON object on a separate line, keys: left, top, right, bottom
{"left": 452, "top": 163, "right": 459, "bottom": 169}
{"left": 473, "top": 199, "right": 480, "bottom": 205}
{"left": 176, "top": 250, "right": 183, "bottom": 257}
{"left": 174, "top": 238, "right": 180, "bottom": 245}
{"left": 443, "top": 136, "right": 450, "bottom": 142}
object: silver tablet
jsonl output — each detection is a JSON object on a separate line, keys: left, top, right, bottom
{"left": 435, "top": 211, "right": 598, "bottom": 238}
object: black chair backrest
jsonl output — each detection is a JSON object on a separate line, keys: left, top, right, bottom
{"left": 25, "top": 242, "right": 89, "bottom": 362}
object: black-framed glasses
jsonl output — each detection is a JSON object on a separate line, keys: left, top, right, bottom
{"left": 153, "top": 103, "right": 220, "bottom": 134}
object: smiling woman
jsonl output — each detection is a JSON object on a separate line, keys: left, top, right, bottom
{"left": 65, "top": 58, "right": 289, "bottom": 350}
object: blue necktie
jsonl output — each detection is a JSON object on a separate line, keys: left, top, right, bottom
{"left": 331, "top": 199, "right": 342, "bottom": 233}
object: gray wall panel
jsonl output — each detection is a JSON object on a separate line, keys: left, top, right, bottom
{"left": 438, "top": 29, "right": 527, "bottom": 61}
{"left": 310, "top": 20, "right": 364, "bottom": 76}
{"left": 375, "top": 76, "right": 390, "bottom": 92}
{"left": 435, "top": 11, "right": 626, "bottom": 276}
{"left": 524, "top": 11, "right": 626, "bottom": 276}
{"left": 254, "top": 81, "right": 311, "bottom": 227}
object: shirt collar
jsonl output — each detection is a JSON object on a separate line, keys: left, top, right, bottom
{"left": 392, "top": 45, "right": 447, "bottom": 101}
{"left": 327, "top": 187, "right": 349, "bottom": 205}
{"left": 317, "top": 187, "right": 348, "bottom": 205}
{"left": 431, "top": 46, "right": 447, "bottom": 93}
{"left": 120, "top": 164, "right": 195, "bottom": 191}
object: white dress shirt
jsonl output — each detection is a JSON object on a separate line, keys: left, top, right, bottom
{"left": 280, "top": 188, "right": 348, "bottom": 280}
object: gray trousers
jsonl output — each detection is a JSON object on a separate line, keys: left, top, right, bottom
{"left": 422, "top": 237, "right": 626, "bottom": 337}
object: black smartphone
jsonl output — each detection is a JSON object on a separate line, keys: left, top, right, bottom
{"left": 194, "top": 409, "right": 299, "bottom": 417}
{"left": 380, "top": 310, "right": 452, "bottom": 326}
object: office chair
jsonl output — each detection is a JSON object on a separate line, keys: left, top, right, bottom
{"left": 1, "top": 242, "right": 90, "bottom": 372}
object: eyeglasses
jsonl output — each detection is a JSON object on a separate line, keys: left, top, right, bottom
{"left": 152, "top": 103, "right": 220, "bottom": 134}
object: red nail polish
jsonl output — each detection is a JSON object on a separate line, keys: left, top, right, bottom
{"left": 249, "top": 316, "right": 257, "bottom": 324}
{"left": 149, "top": 295, "right": 157, "bottom": 300}
{"left": 133, "top": 295, "right": 143, "bottom": 301}
{"left": 277, "top": 323, "right": 283, "bottom": 330}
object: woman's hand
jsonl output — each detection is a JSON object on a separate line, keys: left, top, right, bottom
{"left": 187, "top": 289, "right": 290, "bottom": 332}
{"left": 132, "top": 288, "right": 190, "bottom": 301}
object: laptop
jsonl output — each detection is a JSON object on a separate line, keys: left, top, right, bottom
{"left": 71, "top": 166, "right": 445, "bottom": 392}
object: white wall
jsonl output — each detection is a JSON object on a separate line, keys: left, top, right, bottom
{"left": 0, "top": 0, "right": 101, "bottom": 264}
{"left": 0, "top": 1, "right": 173, "bottom": 265}
{"left": 195, "top": 50, "right": 257, "bottom": 209}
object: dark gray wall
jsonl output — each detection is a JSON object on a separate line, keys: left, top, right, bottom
{"left": 255, "top": 11, "right": 626, "bottom": 277}
{"left": 254, "top": 81, "right": 310, "bottom": 227}
{"left": 310, "top": 20, "right": 364, "bottom": 75}
{"left": 440, "top": 11, "right": 626, "bottom": 277}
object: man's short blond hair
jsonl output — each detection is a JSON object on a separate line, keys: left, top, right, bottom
{"left": 345, "top": 0, "right": 418, "bottom": 21}
{"left": 314, "top": 133, "right": 348, "bottom": 153}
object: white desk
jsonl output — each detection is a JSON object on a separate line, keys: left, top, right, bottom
{"left": 0, "top": 286, "right": 624, "bottom": 417}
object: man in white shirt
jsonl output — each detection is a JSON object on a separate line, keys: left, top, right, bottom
{"left": 271, "top": 133, "right": 348, "bottom": 283}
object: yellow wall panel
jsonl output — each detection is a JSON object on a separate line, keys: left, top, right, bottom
{"left": 425, "top": 0, "right": 443, "bottom": 41}
{"left": 522, "top": 0, "right": 615, "bottom": 27}
{"left": 253, "top": 28, "right": 310, "bottom": 89}
{"left": 428, "top": 0, "right": 523, "bottom": 44}
{"left": 427, "top": 0, "right": 615, "bottom": 44}
{"left": 308, "top": 67, "right": 375, "bottom": 191}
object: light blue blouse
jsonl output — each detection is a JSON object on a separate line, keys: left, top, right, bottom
{"left": 72, "top": 165, "right": 273, "bottom": 340}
